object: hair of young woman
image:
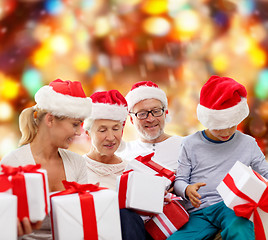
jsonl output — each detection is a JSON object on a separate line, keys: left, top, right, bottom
{"left": 18, "top": 107, "right": 47, "bottom": 146}
{"left": 19, "top": 106, "right": 68, "bottom": 146}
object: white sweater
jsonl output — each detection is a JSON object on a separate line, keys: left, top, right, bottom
{"left": 83, "top": 154, "right": 127, "bottom": 191}
{"left": 0, "top": 144, "right": 88, "bottom": 184}
{"left": 116, "top": 135, "right": 183, "bottom": 171}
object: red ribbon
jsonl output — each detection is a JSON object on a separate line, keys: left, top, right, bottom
{"left": 223, "top": 172, "right": 268, "bottom": 240}
{"left": 118, "top": 170, "right": 133, "bottom": 209}
{"left": 0, "top": 175, "right": 12, "bottom": 192}
{"left": 51, "top": 181, "right": 107, "bottom": 240}
{"left": 0, "top": 164, "right": 49, "bottom": 220}
{"left": 135, "top": 153, "right": 175, "bottom": 182}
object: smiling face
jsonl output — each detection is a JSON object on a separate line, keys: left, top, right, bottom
{"left": 130, "top": 98, "right": 166, "bottom": 143}
{"left": 50, "top": 117, "right": 83, "bottom": 149}
{"left": 89, "top": 119, "right": 123, "bottom": 156}
{"left": 205, "top": 125, "right": 237, "bottom": 142}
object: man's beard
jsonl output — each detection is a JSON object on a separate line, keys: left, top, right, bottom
{"left": 136, "top": 124, "right": 164, "bottom": 141}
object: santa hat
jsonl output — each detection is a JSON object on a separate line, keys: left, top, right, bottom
{"left": 34, "top": 79, "right": 92, "bottom": 119}
{"left": 197, "top": 75, "right": 249, "bottom": 130}
{"left": 125, "top": 81, "right": 168, "bottom": 111}
{"left": 83, "top": 90, "right": 128, "bottom": 131}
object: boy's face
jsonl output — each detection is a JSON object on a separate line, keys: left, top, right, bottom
{"left": 206, "top": 125, "right": 237, "bottom": 142}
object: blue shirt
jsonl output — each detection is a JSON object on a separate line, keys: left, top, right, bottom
{"left": 174, "top": 130, "right": 268, "bottom": 212}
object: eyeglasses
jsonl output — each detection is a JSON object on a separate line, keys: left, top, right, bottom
{"left": 130, "top": 107, "right": 165, "bottom": 120}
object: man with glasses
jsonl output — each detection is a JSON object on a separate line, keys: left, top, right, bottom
{"left": 116, "top": 81, "right": 183, "bottom": 172}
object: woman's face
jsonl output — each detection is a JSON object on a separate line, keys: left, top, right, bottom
{"left": 89, "top": 119, "right": 123, "bottom": 156}
{"left": 51, "top": 117, "right": 83, "bottom": 149}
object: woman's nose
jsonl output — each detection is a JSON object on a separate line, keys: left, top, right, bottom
{"left": 106, "top": 130, "right": 115, "bottom": 140}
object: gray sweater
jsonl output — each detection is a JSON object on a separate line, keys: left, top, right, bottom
{"left": 174, "top": 130, "right": 268, "bottom": 213}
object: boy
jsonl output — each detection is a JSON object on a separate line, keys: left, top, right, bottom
{"left": 168, "top": 75, "right": 268, "bottom": 239}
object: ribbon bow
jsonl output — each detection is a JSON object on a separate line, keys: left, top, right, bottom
{"left": 135, "top": 153, "right": 175, "bottom": 181}
{"left": 223, "top": 171, "right": 268, "bottom": 240}
{"left": 62, "top": 180, "right": 107, "bottom": 194}
{"left": 1, "top": 164, "right": 41, "bottom": 176}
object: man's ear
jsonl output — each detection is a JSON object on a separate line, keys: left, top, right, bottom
{"left": 129, "top": 115, "right": 134, "bottom": 125}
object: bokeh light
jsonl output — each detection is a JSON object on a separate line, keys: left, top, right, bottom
{"left": 45, "top": 0, "right": 63, "bottom": 15}
{"left": 143, "top": 17, "right": 171, "bottom": 36}
{"left": 22, "top": 69, "right": 43, "bottom": 97}
{"left": 0, "top": 102, "right": 13, "bottom": 122}
{"left": 141, "top": 0, "right": 168, "bottom": 15}
{"left": 255, "top": 69, "right": 268, "bottom": 100}
{"left": 48, "top": 35, "right": 72, "bottom": 55}
{"left": 173, "top": 9, "right": 200, "bottom": 41}
{"left": 0, "top": 76, "right": 19, "bottom": 100}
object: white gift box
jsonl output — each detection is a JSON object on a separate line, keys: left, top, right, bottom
{"left": 117, "top": 171, "right": 166, "bottom": 214}
{"left": 5, "top": 168, "right": 50, "bottom": 223}
{"left": 0, "top": 193, "right": 17, "bottom": 240}
{"left": 217, "top": 161, "right": 268, "bottom": 239}
{"left": 51, "top": 188, "right": 122, "bottom": 240}
{"left": 125, "top": 154, "right": 175, "bottom": 189}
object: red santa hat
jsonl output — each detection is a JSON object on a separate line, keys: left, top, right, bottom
{"left": 83, "top": 90, "right": 128, "bottom": 131}
{"left": 197, "top": 75, "right": 249, "bottom": 130}
{"left": 34, "top": 79, "right": 92, "bottom": 119}
{"left": 125, "top": 81, "right": 168, "bottom": 111}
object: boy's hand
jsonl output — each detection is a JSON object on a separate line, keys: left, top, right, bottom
{"left": 185, "top": 182, "right": 206, "bottom": 208}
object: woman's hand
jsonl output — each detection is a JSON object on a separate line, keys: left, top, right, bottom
{"left": 17, "top": 217, "right": 42, "bottom": 237}
{"left": 185, "top": 182, "right": 206, "bottom": 208}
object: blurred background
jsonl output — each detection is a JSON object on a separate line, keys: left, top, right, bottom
{"left": 0, "top": 0, "right": 268, "bottom": 159}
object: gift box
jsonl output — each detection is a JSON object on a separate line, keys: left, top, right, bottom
{"left": 217, "top": 161, "right": 268, "bottom": 240}
{"left": 125, "top": 153, "right": 175, "bottom": 189}
{"left": 145, "top": 199, "right": 189, "bottom": 240}
{"left": 0, "top": 193, "right": 17, "bottom": 240}
{"left": 0, "top": 164, "right": 50, "bottom": 223}
{"left": 51, "top": 181, "right": 122, "bottom": 240}
{"left": 117, "top": 170, "right": 166, "bottom": 214}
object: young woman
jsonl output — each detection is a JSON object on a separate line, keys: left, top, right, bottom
{"left": 83, "top": 89, "right": 146, "bottom": 240}
{"left": 1, "top": 79, "right": 92, "bottom": 239}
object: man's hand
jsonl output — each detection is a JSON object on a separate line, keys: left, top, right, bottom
{"left": 185, "top": 182, "right": 206, "bottom": 208}
{"left": 17, "top": 217, "right": 42, "bottom": 237}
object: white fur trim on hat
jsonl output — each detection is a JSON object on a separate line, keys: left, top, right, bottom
{"left": 125, "top": 86, "right": 168, "bottom": 111}
{"left": 197, "top": 97, "right": 249, "bottom": 130}
{"left": 83, "top": 102, "right": 128, "bottom": 131}
{"left": 35, "top": 85, "right": 92, "bottom": 119}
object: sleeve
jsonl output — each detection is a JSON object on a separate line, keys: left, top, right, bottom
{"left": 0, "top": 148, "right": 33, "bottom": 168}
{"left": 1, "top": 152, "right": 19, "bottom": 167}
{"left": 174, "top": 142, "right": 192, "bottom": 199}
{"left": 76, "top": 156, "right": 89, "bottom": 184}
{"left": 250, "top": 139, "right": 268, "bottom": 179}
{"left": 61, "top": 149, "right": 88, "bottom": 184}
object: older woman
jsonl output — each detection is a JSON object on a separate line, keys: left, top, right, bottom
{"left": 1, "top": 79, "right": 92, "bottom": 239}
{"left": 83, "top": 89, "right": 146, "bottom": 240}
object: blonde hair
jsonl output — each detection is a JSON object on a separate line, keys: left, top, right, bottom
{"left": 18, "top": 107, "right": 47, "bottom": 146}
{"left": 19, "top": 106, "right": 68, "bottom": 146}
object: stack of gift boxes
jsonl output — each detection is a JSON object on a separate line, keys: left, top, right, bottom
{"left": 0, "top": 153, "right": 192, "bottom": 240}
{"left": 0, "top": 164, "right": 122, "bottom": 240}
{"left": 3, "top": 158, "right": 267, "bottom": 240}
{"left": 117, "top": 153, "right": 189, "bottom": 240}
